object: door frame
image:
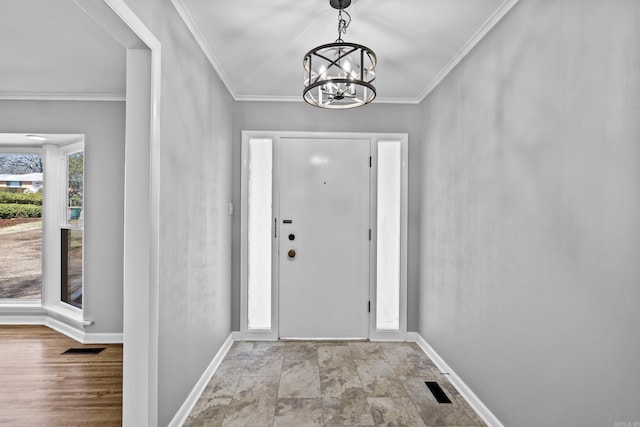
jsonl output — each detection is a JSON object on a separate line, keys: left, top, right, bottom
{"left": 240, "top": 131, "right": 408, "bottom": 341}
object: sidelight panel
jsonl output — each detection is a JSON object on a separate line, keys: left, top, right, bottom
{"left": 376, "top": 141, "right": 401, "bottom": 330}
{"left": 247, "top": 139, "right": 273, "bottom": 330}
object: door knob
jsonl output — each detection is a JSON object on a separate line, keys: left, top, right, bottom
{"left": 288, "top": 233, "right": 295, "bottom": 241}
{"left": 287, "top": 249, "right": 296, "bottom": 258}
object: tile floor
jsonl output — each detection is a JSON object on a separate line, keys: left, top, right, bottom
{"left": 184, "top": 341, "right": 487, "bottom": 427}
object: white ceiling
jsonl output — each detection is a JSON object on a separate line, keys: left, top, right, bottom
{"left": 0, "top": 133, "right": 84, "bottom": 147}
{"left": 0, "top": 0, "right": 517, "bottom": 104}
{"left": 174, "top": 0, "right": 516, "bottom": 103}
{"left": 0, "top": 0, "right": 126, "bottom": 100}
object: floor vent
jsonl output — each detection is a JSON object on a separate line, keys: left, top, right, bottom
{"left": 62, "top": 348, "right": 105, "bottom": 355}
{"left": 425, "top": 381, "right": 452, "bottom": 403}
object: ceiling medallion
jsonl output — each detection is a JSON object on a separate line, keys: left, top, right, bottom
{"left": 303, "top": 0, "right": 377, "bottom": 109}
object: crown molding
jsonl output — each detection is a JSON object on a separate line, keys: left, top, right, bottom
{"left": 171, "top": 0, "right": 239, "bottom": 100}
{"left": 374, "top": 97, "right": 420, "bottom": 105}
{"left": 235, "top": 95, "right": 302, "bottom": 103}
{"left": 417, "top": 0, "right": 520, "bottom": 103}
{"left": 0, "top": 93, "right": 125, "bottom": 102}
{"left": 234, "top": 95, "right": 421, "bottom": 105}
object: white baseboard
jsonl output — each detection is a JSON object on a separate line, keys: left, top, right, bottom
{"left": 407, "top": 332, "right": 504, "bottom": 427}
{"left": 0, "top": 315, "right": 47, "bottom": 325}
{"left": 1, "top": 313, "right": 123, "bottom": 344}
{"left": 232, "top": 330, "right": 278, "bottom": 341}
{"left": 168, "top": 333, "right": 235, "bottom": 427}
{"left": 82, "top": 332, "right": 124, "bottom": 344}
{"left": 45, "top": 317, "right": 86, "bottom": 342}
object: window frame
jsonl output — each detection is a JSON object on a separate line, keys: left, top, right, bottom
{"left": 59, "top": 143, "right": 85, "bottom": 311}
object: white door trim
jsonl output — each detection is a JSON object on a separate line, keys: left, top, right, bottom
{"left": 240, "top": 131, "right": 408, "bottom": 341}
{"left": 77, "top": 1, "right": 162, "bottom": 426}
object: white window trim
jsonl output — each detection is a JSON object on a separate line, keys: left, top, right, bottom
{"left": 240, "top": 134, "right": 279, "bottom": 340}
{"left": 39, "top": 140, "right": 89, "bottom": 321}
{"left": 0, "top": 139, "right": 92, "bottom": 327}
{"left": 58, "top": 142, "right": 85, "bottom": 312}
{"left": 369, "top": 136, "right": 409, "bottom": 341}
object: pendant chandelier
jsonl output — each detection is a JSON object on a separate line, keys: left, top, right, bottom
{"left": 303, "top": 0, "right": 377, "bottom": 109}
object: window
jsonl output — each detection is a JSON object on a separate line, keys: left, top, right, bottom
{"left": 61, "top": 149, "right": 84, "bottom": 308}
{"left": 65, "top": 152, "right": 84, "bottom": 226}
{"left": 0, "top": 152, "right": 43, "bottom": 301}
{"left": 376, "top": 141, "right": 402, "bottom": 330}
{"left": 247, "top": 139, "right": 273, "bottom": 330}
{"left": 61, "top": 228, "right": 83, "bottom": 308}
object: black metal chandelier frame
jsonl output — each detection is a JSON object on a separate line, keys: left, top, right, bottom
{"left": 302, "top": 0, "right": 377, "bottom": 109}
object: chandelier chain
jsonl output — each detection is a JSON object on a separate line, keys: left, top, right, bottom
{"left": 336, "top": 8, "right": 351, "bottom": 42}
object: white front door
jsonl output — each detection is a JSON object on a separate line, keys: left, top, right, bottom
{"left": 277, "top": 138, "right": 370, "bottom": 339}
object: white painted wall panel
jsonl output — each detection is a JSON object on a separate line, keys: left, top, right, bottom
{"left": 231, "top": 102, "right": 421, "bottom": 332}
{"left": 0, "top": 100, "right": 125, "bottom": 334}
{"left": 118, "top": 2, "right": 235, "bottom": 424}
{"left": 419, "top": 1, "right": 640, "bottom": 425}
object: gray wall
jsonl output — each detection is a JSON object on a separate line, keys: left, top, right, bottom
{"left": 0, "top": 100, "right": 125, "bottom": 334}
{"left": 231, "top": 101, "right": 421, "bottom": 332}
{"left": 419, "top": 1, "right": 640, "bottom": 426}
{"left": 121, "top": 0, "right": 234, "bottom": 424}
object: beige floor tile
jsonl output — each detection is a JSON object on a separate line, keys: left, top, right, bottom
{"left": 315, "top": 341, "right": 350, "bottom": 347}
{"left": 201, "top": 366, "right": 244, "bottom": 399}
{"left": 243, "top": 356, "right": 284, "bottom": 377}
{"left": 223, "top": 376, "right": 279, "bottom": 427}
{"left": 348, "top": 342, "right": 385, "bottom": 359}
{"left": 380, "top": 342, "right": 439, "bottom": 377}
{"left": 354, "top": 359, "right": 408, "bottom": 397}
{"left": 185, "top": 341, "right": 488, "bottom": 427}
{"left": 441, "top": 382, "right": 488, "bottom": 427}
{"left": 323, "top": 387, "right": 375, "bottom": 426}
{"left": 251, "top": 341, "right": 286, "bottom": 359}
{"left": 217, "top": 359, "right": 248, "bottom": 371}
{"left": 273, "top": 398, "right": 324, "bottom": 427}
{"left": 320, "top": 374, "right": 363, "bottom": 399}
{"left": 224, "top": 342, "right": 254, "bottom": 360}
{"left": 183, "top": 398, "right": 230, "bottom": 427}
{"left": 279, "top": 358, "right": 321, "bottom": 398}
{"left": 390, "top": 355, "right": 439, "bottom": 377}
{"left": 401, "top": 377, "right": 477, "bottom": 426}
{"left": 368, "top": 397, "right": 427, "bottom": 427}
{"left": 284, "top": 342, "right": 319, "bottom": 360}
{"left": 319, "top": 346, "right": 359, "bottom": 377}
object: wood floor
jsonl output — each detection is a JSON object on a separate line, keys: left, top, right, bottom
{"left": 0, "top": 325, "right": 122, "bottom": 426}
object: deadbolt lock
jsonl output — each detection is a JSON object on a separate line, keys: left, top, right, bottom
{"left": 287, "top": 249, "right": 296, "bottom": 258}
